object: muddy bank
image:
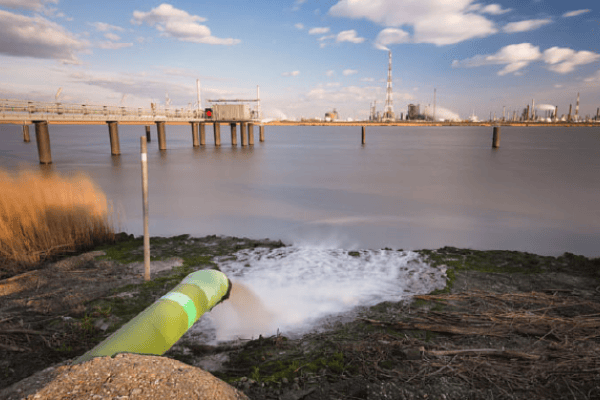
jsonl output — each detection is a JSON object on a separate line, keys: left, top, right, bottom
{"left": 1, "top": 237, "right": 599, "bottom": 399}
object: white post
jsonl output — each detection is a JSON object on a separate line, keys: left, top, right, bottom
{"left": 140, "top": 136, "right": 150, "bottom": 281}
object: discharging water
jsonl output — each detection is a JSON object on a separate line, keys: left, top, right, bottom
{"left": 194, "top": 247, "right": 446, "bottom": 342}
{"left": 1, "top": 124, "right": 599, "bottom": 257}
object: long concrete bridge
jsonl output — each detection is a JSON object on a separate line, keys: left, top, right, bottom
{"left": 1, "top": 98, "right": 265, "bottom": 164}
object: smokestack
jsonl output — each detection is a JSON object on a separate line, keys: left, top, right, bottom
{"left": 196, "top": 79, "right": 201, "bottom": 111}
{"left": 502, "top": 106, "right": 506, "bottom": 121}
{"left": 433, "top": 88, "right": 436, "bottom": 122}
{"left": 575, "top": 93, "right": 580, "bottom": 120}
{"left": 596, "top": 107, "right": 599, "bottom": 120}
{"left": 554, "top": 106, "right": 558, "bottom": 122}
{"left": 568, "top": 104, "right": 572, "bottom": 122}
{"left": 256, "top": 85, "right": 261, "bottom": 120}
{"left": 532, "top": 99, "right": 535, "bottom": 120}
{"left": 526, "top": 104, "right": 530, "bottom": 121}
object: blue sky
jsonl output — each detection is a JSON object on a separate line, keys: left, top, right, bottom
{"left": 0, "top": 0, "right": 598, "bottom": 120}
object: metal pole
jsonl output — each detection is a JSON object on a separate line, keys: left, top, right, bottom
{"left": 140, "top": 136, "right": 150, "bottom": 281}
{"left": 362, "top": 126, "right": 366, "bottom": 144}
{"left": 259, "top": 125, "right": 265, "bottom": 142}
{"left": 145, "top": 125, "right": 151, "bottom": 142}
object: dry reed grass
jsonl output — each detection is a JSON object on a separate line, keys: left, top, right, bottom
{"left": 0, "top": 169, "right": 114, "bottom": 273}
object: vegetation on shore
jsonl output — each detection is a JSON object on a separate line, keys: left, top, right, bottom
{"left": 2, "top": 231, "right": 600, "bottom": 399}
{"left": 0, "top": 169, "right": 114, "bottom": 277}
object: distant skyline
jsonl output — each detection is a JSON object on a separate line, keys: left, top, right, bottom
{"left": 0, "top": 0, "right": 598, "bottom": 120}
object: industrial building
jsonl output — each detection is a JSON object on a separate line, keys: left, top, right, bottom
{"left": 407, "top": 104, "right": 420, "bottom": 120}
{"left": 325, "top": 109, "right": 339, "bottom": 122}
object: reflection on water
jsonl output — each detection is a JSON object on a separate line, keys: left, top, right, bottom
{"left": 1, "top": 124, "right": 599, "bottom": 256}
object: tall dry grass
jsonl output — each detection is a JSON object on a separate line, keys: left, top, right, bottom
{"left": 0, "top": 169, "right": 115, "bottom": 272}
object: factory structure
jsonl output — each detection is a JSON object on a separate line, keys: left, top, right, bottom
{"left": 369, "top": 51, "right": 432, "bottom": 122}
{"left": 488, "top": 93, "right": 600, "bottom": 123}
{"left": 323, "top": 51, "right": 599, "bottom": 123}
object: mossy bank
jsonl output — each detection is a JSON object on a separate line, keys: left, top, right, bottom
{"left": 1, "top": 236, "right": 599, "bottom": 400}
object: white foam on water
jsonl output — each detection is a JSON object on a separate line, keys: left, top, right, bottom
{"left": 191, "top": 247, "right": 447, "bottom": 343}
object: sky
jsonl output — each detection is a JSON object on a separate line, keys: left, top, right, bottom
{"left": 0, "top": 0, "right": 598, "bottom": 121}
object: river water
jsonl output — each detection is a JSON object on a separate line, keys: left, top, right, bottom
{"left": 1, "top": 124, "right": 599, "bottom": 257}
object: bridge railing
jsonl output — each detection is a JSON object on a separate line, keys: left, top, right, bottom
{"left": 0, "top": 99, "right": 205, "bottom": 121}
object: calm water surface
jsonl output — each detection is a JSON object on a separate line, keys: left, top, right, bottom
{"left": 1, "top": 124, "right": 599, "bottom": 257}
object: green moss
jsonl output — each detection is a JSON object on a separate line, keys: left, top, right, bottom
{"left": 348, "top": 251, "right": 360, "bottom": 257}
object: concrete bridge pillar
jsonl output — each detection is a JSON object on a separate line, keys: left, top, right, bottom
{"left": 213, "top": 122, "right": 221, "bottom": 146}
{"left": 33, "top": 121, "right": 52, "bottom": 164}
{"left": 145, "top": 125, "right": 151, "bottom": 142}
{"left": 200, "top": 123, "right": 206, "bottom": 145}
{"left": 23, "top": 124, "right": 30, "bottom": 142}
{"left": 191, "top": 122, "right": 200, "bottom": 147}
{"left": 492, "top": 127, "right": 500, "bottom": 149}
{"left": 259, "top": 125, "right": 265, "bottom": 142}
{"left": 107, "top": 121, "right": 120, "bottom": 155}
{"left": 156, "top": 121, "right": 167, "bottom": 150}
{"left": 248, "top": 123, "right": 254, "bottom": 146}
{"left": 230, "top": 123, "right": 237, "bottom": 146}
{"left": 240, "top": 122, "right": 247, "bottom": 146}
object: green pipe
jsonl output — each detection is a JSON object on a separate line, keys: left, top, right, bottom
{"left": 74, "top": 269, "right": 230, "bottom": 364}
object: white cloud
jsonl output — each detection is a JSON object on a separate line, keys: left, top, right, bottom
{"left": 452, "top": 43, "right": 542, "bottom": 75}
{"left": 479, "top": 4, "right": 512, "bottom": 15}
{"left": 502, "top": 19, "right": 552, "bottom": 33}
{"left": 318, "top": 35, "right": 335, "bottom": 42}
{"left": 562, "top": 9, "right": 591, "bottom": 18}
{"left": 543, "top": 47, "right": 600, "bottom": 74}
{"left": 374, "top": 28, "right": 410, "bottom": 50}
{"left": 294, "top": 23, "right": 304, "bottom": 30}
{"left": 282, "top": 71, "right": 300, "bottom": 77}
{"left": 309, "top": 27, "right": 330, "bottom": 35}
{"left": 292, "top": 0, "right": 306, "bottom": 11}
{"left": 329, "top": 0, "right": 498, "bottom": 45}
{"left": 342, "top": 69, "right": 358, "bottom": 76}
{"left": 326, "top": 70, "right": 335, "bottom": 77}
{"left": 104, "top": 32, "right": 121, "bottom": 41}
{"left": 91, "top": 22, "right": 125, "bottom": 32}
{"left": 0, "top": 9, "right": 87, "bottom": 62}
{"left": 453, "top": 43, "right": 599, "bottom": 75}
{"left": 97, "top": 41, "right": 133, "bottom": 50}
{"left": 305, "top": 84, "right": 414, "bottom": 105}
{"left": 0, "top": 0, "right": 57, "bottom": 10}
{"left": 584, "top": 70, "right": 600, "bottom": 83}
{"left": 132, "top": 3, "right": 240, "bottom": 45}
{"left": 361, "top": 77, "right": 375, "bottom": 82}
{"left": 336, "top": 30, "right": 365, "bottom": 43}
